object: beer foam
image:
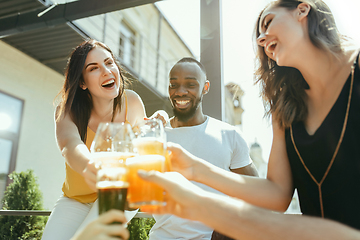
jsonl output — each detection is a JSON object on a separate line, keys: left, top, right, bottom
{"left": 92, "top": 151, "right": 135, "bottom": 159}
{"left": 97, "top": 167, "right": 127, "bottom": 181}
{"left": 133, "top": 137, "right": 164, "bottom": 144}
{"left": 97, "top": 180, "right": 129, "bottom": 189}
{"left": 98, "top": 167, "right": 127, "bottom": 176}
{"left": 92, "top": 152, "right": 137, "bottom": 167}
{"left": 126, "top": 154, "right": 165, "bottom": 165}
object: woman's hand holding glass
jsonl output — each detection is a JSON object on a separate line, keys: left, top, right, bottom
{"left": 82, "top": 159, "right": 98, "bottom": 192}
{"left": 166, "top": 142, "right": 204, "bottom": 181}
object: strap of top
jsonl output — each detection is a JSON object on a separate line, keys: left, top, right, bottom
{"left": 124, "top": 91, "right": 128, "bottom": 124}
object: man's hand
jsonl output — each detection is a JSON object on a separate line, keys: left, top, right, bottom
{"left": 147, "top": 110, "right": 169, "bottom": 127}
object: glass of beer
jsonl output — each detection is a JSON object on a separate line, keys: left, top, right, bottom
{"left": 132, "top": 118, "right": 167, "bottom": 158}
{"left": 127, "top": 119, "right": 167, "bottom": 209}
{"left": 97, "top": 161, "right": 128, "bottom": 214}
{"left": 126, "top": 154, "right": 166, "bottom": 210}
{"left": 91, "top": 122, "right": 136, "bottom": 214}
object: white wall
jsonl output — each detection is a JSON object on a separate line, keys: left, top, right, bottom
{"left": 0, "top": 41, "right": 65, "bottom": 210}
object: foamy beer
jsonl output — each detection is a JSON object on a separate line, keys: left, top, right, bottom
{"left": 133, "top": 137, "right": 171, "bottom": 172}
{"left": 133, "top": 137, "right": 165, "bottom": 155}
{"left": 126, "top": 154, "right": 166, "bottom": 209}
{"left": 92, "top": 151, "right": 136, "bottom": 169}
{"left": 133, "top": 119, "right": 171, "bottom": 171}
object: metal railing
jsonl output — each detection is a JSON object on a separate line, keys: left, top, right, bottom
{"left": 0, "top": 210, "right": 153, "bottom": 218}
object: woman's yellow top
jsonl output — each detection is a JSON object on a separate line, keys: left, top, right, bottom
{"left": 62, "top": 128, "right": 97, "bottom": 203}
{"left": 62, "top": 93, "right": 130, "bottom": 203}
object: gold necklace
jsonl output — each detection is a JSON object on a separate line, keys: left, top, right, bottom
{"left": 290, "top": 63, "right": 355, "bottom": 218}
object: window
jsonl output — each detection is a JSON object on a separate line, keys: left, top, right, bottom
{"left": 0, "top": 91, "right": 24, "bottom": 205}
{"left": 119, "top": 21, "right": 136, "bottom": 69}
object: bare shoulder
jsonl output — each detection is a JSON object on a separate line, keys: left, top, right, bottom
{"left": 54, "top": 105, "right": 70, "bottom": 124}
{"left": 124, "top": 89, "right": 146, "bottom": 125}
{"left": 125, "top": 89, "right": 145, "bottom": 109}
{"left": 125, "top": 89, "right": 141, "bottom": 100}
{"left": 54, "top": 105, "right": 61, "bottom": 120}
{"left": 345, "top": 48, "right": 360, "bottom": 68}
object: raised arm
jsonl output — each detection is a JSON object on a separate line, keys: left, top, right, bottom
{"left": 140, "top": 171, "right": 359, "bottom": 240}
{"left": 168, "top": 119, "right": 293, "bottom": 212}
{"left": 55, "top": 108, "right": 97, "bottom": 191}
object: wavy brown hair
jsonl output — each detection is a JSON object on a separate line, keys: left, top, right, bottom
{"left": 56, "top": 39, "right": 129, "bottom": 142}
{"left": 254, "top": 0, "right": 343, "bottom": 128}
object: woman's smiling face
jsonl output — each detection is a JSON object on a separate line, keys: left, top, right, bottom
{"left": 256, "top": 3, "right": 310, "bottom": 67}
{"left": 81, "top": 46, "right": 121, "bottom": 101}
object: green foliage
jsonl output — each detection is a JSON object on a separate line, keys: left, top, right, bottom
{"left": 128, "top": 217, "right": 156, "bottom": 240}
{"left": 0, "top": 170, "right": 48, "bottom": 240}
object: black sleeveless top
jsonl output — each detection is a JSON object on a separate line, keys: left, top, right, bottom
{"left": 285, "top": 54, "right": 360, "bottom": 230}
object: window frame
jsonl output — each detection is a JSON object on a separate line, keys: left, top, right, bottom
{"left": 119, "top": 20, "right": 137, "bottom": 69}
{"left": 0, "top": 90, "right": 24, "bottom": 188}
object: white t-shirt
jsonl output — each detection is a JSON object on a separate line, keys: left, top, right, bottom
{"left": 149, "top": 116, "right": 252, "bottom": 240}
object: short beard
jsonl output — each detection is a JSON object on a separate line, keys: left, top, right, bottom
{"left": 172, "top": 96, "right": 202, "bottom": 122}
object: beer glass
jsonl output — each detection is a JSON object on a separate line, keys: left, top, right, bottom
{"left": 127, "top": 119, "right": 167, "bottom": 209}
{"left": 91, "top": 122, "right": 136, "bottom": 214}
{"left": 133, "top": 118, "right": 171, "bottom": 170}
{"left": 126, "top": 154, "right": 166, "bottom": 210}
{"left": 132, "top": 119, "right": 167, "bottom": 156}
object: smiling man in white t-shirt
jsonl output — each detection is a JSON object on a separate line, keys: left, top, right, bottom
{"left": 149, "top": 57, "right": 258, "bottom": 240}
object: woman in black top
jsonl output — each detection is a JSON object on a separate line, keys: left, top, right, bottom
{"left": 140, "top": 0, "right": 360, "bottom": 234}
{"left": 254, "top": 0, "right": 360, "bottom": 229}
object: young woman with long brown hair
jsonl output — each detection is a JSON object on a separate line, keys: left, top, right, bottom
{"left": 42, "top": 39, "right": 147, "bottom": 239}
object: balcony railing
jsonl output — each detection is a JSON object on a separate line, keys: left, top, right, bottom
{"left": 0, "top": 210, "right": 153, "bottom": 218}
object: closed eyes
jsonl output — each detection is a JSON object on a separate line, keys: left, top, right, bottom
{"left": 264, "top": 18, "right": 272, "bottom": 29}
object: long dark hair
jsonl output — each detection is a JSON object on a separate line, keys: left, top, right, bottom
{"left": 254, "top": 0, "right": 343, "bottom": 128}
{"left": 56, "top": 39, "right": 128, "bottom": 142}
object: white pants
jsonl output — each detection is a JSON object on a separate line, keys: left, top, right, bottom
{"left": 42, "top": 195, "right": 139, "bottom": 240}
{"left": 41, "top": 195, "right": 97, "bottom": 240}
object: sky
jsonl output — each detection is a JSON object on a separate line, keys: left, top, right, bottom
{"left": 155, "top": 0, "right": 360, "bottom": 162}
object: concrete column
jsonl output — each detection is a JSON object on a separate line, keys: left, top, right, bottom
{"left": 200, "top": 0, "right": 224, "bottom": 121}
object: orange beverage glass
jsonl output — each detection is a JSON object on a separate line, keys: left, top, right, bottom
{"left": 92, "top": 151, "right": 136, "bottom": 168}
{"left": 133, "top": 137, "right": 165, "bottom": 155}
{"left": 126, "top": 154, "right": 166, "bottom": 209}
{"left": 133, "top": 139, "right": 171, "bottom": 172}
{"left": 133, "top": 119, "right": 171, "bottom": 172}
